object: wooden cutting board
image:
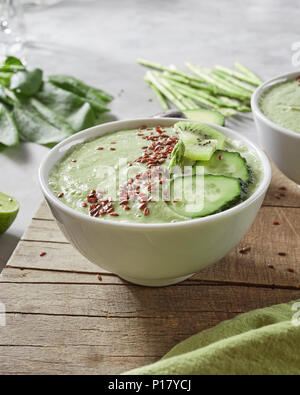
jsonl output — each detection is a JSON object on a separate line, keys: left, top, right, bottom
{"left": 0, "top": 164, "right": 299, "bottom": 374}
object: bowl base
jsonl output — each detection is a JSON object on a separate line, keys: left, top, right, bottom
{"left": 118, "top": 273, "right": 195, "bottom": 287}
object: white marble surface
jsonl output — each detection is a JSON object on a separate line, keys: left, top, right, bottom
{"left": 0, "top": 0, "right": 299, "bottom": 269}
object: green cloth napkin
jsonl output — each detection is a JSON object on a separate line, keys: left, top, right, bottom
{"left": 125, "top": 299, "right": 300, "bottom": 375}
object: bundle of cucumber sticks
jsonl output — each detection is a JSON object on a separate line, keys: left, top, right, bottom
{"left": 138, "top": 59, "right": 263, "bottom": 124}
{"left": 0, "top": 56, "right": 113, "bottom": 149}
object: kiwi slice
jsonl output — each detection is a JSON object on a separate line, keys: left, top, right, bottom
{"left": 174, "top": 121, "right": 225, "bottom": 161}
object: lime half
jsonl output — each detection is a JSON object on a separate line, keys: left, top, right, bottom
{"left": 0, "top": 192, "right": 19, "bottom": 235}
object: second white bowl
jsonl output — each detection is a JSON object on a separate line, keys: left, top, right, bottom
{"left": 252, "top": 71, "right": 300, "bottom": 185}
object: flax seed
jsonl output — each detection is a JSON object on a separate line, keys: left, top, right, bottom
{"left": 40, "top": 252, "right": 47, "bottom": 257}
{"left": 273, "top": 221, "right": 280, "bottom": 225}
{"left": 58, "top": 193, "right": 64, "bottom": 198}
{"left": 96, "top": 147, "right": 104, "bottom": 150}
{"left": 110, "top": 213, "right": 119, "bottom": 216}
{"left": 110, "top": 147, "right": 116, "bottom": 151}
{"left": 143, "top": 208, "right": 149, "bottom": 216}
{"left": 239, "top": 247, "right": 251, "bottom": 254}
{"left": 278, "top": 252, "right": 286, "bottom": 256}
{"left": 97, "top": 274, "right": 102, "bottom": 281}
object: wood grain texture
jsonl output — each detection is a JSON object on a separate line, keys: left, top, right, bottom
{"left": 0, "top": 163, "right": 299, "bottom": 374}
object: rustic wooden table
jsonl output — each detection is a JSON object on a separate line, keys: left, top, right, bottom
{"left": 0, "top": 164, "right": 299, "bottom": 374}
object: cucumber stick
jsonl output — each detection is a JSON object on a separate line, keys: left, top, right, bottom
{"left": 183, "top": 109, "right": 225, "bottom": 126}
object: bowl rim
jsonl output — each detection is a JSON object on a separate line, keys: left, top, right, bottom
{"left": 251, "top": 70, "right": 300, "bottom": 139}
{"left": 39, "top": 117, "right": 272, "bottom": 230}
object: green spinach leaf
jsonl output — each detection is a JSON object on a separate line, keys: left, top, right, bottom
{"left": 0, "top": 103, "right": 19, "bottom": 146}
{"left": 36, "top": 82, "right": 96, "bottom": 131}
{"left": 10, "top": 68, "right": 43, "bottom": 97}
{"left": 13, "top": 105, "right": 71, "bottom": 145}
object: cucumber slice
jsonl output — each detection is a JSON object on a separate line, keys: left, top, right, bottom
{"left": 196, "top": 150, "right": 251, "bottom": 183}
{"left": 175, "top": 121, "right": 226, "bottom": 161}
{"left": 169, "top": 174, "right": 242, "bottom": 218}
{"left": 184, "top": 109, "right": 225, "bottom": 126}
{"left": 0, "top": 192, "right": 19, "bottom": 234}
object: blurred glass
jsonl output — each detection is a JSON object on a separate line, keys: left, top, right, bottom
{"left": 0, "top": 0, "right": 25, "bottom": 57}
{"left": 21, "top": 0, "right": 63, "bottom": 9}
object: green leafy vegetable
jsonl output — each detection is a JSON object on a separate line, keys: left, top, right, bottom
{"left": 0, "top": 56, "right": 113, "bottom": 149}
{"left": 13, "top": 105, "right": 71, "bottom": 145}
{"left": 10, "top": 69, "right": 43, "bottom": 97}
{"left": 0, "top": 56, "right": 25, "bottom": 72}
{"left": 48, "top": 74, "right": 113, "bottom": 103}
{"left": 0, "top": 104, "right": 19, "bottom": 146}
{"left": 36, "top": 82, "right": 96, "bottom": 131}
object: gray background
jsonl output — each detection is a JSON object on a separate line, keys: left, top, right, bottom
{"left": 0, "top": 0, "right": 299, "bottom": 270}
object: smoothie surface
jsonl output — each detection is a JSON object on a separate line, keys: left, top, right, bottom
{"left": 48, "top": 125, "right": 262, "bottom": 224}
{"left": 259, "top": 78, "right": 300, "bottom": 134}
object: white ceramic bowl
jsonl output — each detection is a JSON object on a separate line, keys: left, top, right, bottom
{"left": 39, "top": 118, "right": 271, "bottom": 287}
{"left": 252, "top": 71, "right": 300, "bottom": 184}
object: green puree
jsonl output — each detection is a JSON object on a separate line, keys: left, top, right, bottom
{"left": 49, "top": 126, "right": 262, "bottom": 224}
{"left": 259, "top": 78, "right": 300, "bottom": 134}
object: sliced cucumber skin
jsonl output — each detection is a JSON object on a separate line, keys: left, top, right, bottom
{"left": 184, "top": 109, "right": 225, "bottom": 126}
{"left": 169, "top": 174, "right": 242, "bottom": 218}
{"left": 196, "top": 150, "right": 251, "bottom": 184}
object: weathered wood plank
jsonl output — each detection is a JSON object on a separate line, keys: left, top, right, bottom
{"left": 0, "top": 267, "right": 121, "bottom": 284}
{"left": 0, "top": 312, "right": 236, "bottom": 354}
{"left": 10, "top": 205, "right": 300, "bottom": 288}
{"left": 6, "top": 240, "right": 102, "bottom": 273}
{"left": 0, "top": 282, "right": 299, "bottom": 317}
{"left": 263, "top": 164, "right": 300, "bottom": 208}
{"left": 0, "top": 348, "right": 156, "bottom": 375}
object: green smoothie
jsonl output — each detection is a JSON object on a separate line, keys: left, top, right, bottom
{"left": 259, "top": 77, "right": 300, "bottom": 134}
{"left": 48, "top": 123, "right": 262, "bottom": 224}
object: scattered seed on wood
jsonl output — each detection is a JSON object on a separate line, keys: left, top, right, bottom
{"left": 267, "top": 264, "right": 274, "bottom": 269}
{"left": 239, "top": 247, "right": 251, "bottom": 254}
{"left": 278, "top": 252, "right": 286, "bottom": 256}
{"left": 97, "top": 274, "right": 102, "bottom": 281}
{"left": 287, "top": 268, "right": 295, "bottom": 273}
{"left": 273, "top": 221, "right": 280, "bottom": 225}
{"left": 40, "top": 252, "right": 47, "bottom": 257}
{"left": 279, "top": 186, "right": 287, "bottom": 191}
